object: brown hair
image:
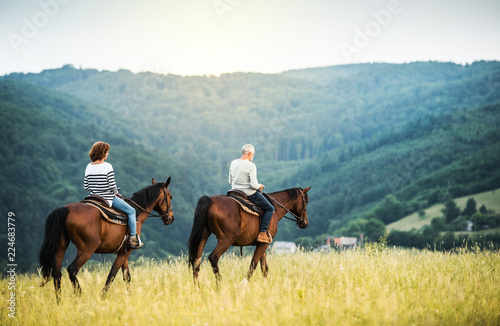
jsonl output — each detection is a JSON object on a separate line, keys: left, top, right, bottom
{"left": 89, "top": 141, "right": 110, "bottom": 162}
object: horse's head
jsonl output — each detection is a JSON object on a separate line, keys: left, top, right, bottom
{"left": 292, "top": 186, "right": 311, "bottom": 229}
{"left": 152, "top": 177, "right": 174, "bottom": 225}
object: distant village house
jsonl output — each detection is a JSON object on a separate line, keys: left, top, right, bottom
{"left": 272, "top": 241, "right": 298, "bottom": 254}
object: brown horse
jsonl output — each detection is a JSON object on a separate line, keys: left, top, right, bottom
{"left": 39, "top": 177, "right": 174, "bottom": 302}
{"left": 188, "top": 186, "right": 310, "bottom": 283}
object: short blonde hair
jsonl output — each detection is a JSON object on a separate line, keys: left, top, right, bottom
{"left": 89, "top": 141, "right": 110, "bottom": 162}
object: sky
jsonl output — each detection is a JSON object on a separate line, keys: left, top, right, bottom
{"left": 1, "top": 0, "right": 499, "bottom": 76}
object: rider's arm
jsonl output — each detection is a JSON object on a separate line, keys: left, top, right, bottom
{"left": 248, "top": 165, "right": 261, "bottom": 191}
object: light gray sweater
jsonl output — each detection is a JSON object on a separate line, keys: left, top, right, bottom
{"left": 228, "top": 159, "right": 260, "bottom": 196}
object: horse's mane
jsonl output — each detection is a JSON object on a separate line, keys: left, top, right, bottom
{"left": 131, "top": 183, "right": 163, "bottom": 207}
{"left": 269, "top": 188, "right": 299, "bottom": 200}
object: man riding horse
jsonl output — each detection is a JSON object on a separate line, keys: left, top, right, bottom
{"left": 228, "top": 144, "right": 274, "bottom": 244}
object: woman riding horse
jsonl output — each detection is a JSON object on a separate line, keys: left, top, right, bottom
{"left": 84, "top": 141, "right": 143, "bottom": 249}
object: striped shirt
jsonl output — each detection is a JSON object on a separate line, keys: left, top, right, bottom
{"left": 84, "top": 162, "right": 117, "bottom": 206}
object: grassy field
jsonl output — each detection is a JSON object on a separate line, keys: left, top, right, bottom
{"left": 1, "top": 248, "right": 499, "bottom": 325}
{"left": 387, "top": 189, "right": 500, "bottom": 232}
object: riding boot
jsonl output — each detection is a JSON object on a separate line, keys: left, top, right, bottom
{"left": 257, "top": 230, "right": 272, "bottom": 244}
{"left": 129, "top": 234, "right": 144, "bottom": 249}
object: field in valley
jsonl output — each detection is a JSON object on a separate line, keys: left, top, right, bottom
{"left": 387, "top": 189, "right": 500, "bottom": 232}
{"left": 1, "top": 248, "right": 499, "bottom": 326}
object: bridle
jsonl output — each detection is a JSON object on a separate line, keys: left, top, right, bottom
{"left": 269, "top": 188, "right": 307, "bottom": 226}
{"left": 125, "top": 186, "right": 172, "bottom": 220}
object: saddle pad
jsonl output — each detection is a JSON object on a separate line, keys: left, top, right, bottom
{"left": 227, "top": 195, "right": 260, "bottom": 216}
{"left": 82, "top": 200, "right": 128, "bottom": 225}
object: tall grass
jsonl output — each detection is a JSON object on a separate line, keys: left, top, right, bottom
{"left": 2, "top": 248, "right": 499, "bottom": 325}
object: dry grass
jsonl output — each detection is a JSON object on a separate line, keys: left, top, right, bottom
{"left": 1, "top": 248, "right": 499, "bottom": 325}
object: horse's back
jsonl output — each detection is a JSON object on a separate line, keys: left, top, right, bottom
{"left": 65, "top": 202, "right": 101, "bottom": 223}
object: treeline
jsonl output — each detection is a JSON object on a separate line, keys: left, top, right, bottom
{"left": 294, "top": 197, "right": 500, "bottom": 250}
{"left": 388, "top": 231, "right": 500, "bottom": 251}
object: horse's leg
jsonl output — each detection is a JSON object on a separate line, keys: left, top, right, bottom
{"left": 208, "top": 238, "right": 234, "bottom": 285}
{"left": 122, "top": 259, "right": 131, "bottom": 292}
{"left": 259, "top": 252, "right": 269, "bottom": 277}
{"left": 53, "top": 234, "right": 70, "bottom": 303}
{"left": 246, "top": 244, "right": 269, "bottom": 280}
{"left": 193, "top": 227, "right": 211, "bottom": 283}
{"left": 102, "top": 252, "right": 131, "bottom": 297}
{"left": 67, "top": 248, "right": 94, "bottom": 295}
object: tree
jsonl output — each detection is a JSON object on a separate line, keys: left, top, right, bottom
{"left": 479, "top": 204, "right": 487, "bottom": 214}
{"left": 374, "top": 195, "right": 404, "bottom": 224}
{"left": 462, "top": 198, "right": 477, "bottom": 217}
{"left": 441, "top": 199, "right": 460, "bottom": 223}
{"left": 364, "top": 218, "right": 386, "bottom": 241}
{"left": 431, "top": 217, "right": 447, "bottom": 231}
{"left": 341, "top": 220, "right": 364, "bottom": 237}
{"left": 449, "top": 215, "right": 467, "bottom": 231}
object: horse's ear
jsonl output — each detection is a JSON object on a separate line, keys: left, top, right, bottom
{"left": 165, "top": 177, "right": 171, "bottom": 188}
{"left": 152, "top": 178, "right": 156, "bottom": 184}
{"left": 303, "top": 186, "right": 311, "bottom": 193}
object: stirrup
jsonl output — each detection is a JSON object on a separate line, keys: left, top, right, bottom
{"left": 129, "top": 234, "right": 144, "bottom": 249}
{"left": 257, "top": 231, "right": 272, "bottom": 244}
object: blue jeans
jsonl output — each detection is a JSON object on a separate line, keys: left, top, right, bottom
{"left": 112, "top": 196, "right": 137, "bottom": 236}
{"left": 248, "top": 191, "right": 274, "bottom": 232}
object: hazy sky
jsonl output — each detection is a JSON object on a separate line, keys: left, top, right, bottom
{"left": 1, "top": 0, "right": 499, "bottom": 76}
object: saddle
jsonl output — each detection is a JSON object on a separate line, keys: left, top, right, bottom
{"left": 81, "top": 195, "right": 129, "bottom": 225}
{"left": 226, "top": 190, "right": 261, "bottom": 216}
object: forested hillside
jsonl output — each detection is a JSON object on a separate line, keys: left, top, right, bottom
{"left": 1, "top": 61, "right": 499, "bottom": 271}
{"left": 292, "top": 103, "right": 500, "bottom": 237}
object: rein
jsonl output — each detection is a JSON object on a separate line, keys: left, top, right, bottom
{"left": 269, "top": 188, "right": 307, "bottom": 225}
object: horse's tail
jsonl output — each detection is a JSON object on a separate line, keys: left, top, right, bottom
{"left": 38, "top": 206, "right": 68, "bottom": 286}
{"left": 187, "top": 195, "right": 211, "bottom": 269}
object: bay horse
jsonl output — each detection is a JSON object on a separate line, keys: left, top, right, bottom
{"left": 188, "top": 186, "right": 310, "bottom": 283}
{"left": 39, "top": 177, "right": 174, "bottom": 302}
